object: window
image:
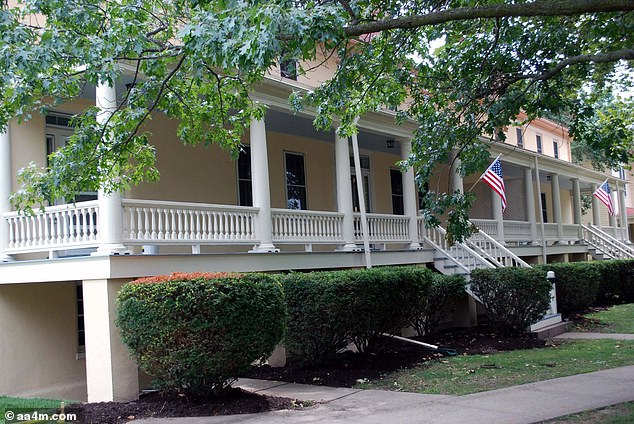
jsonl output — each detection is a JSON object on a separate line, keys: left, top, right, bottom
{"left": 516, "top": 128, "right": 524, "bottom": 148}
{"left": 46, "top": 113, "right": 97, "bottom": 203}
{"left": 76, "top": 283, "right": 85, "bottom": 355}
{"left": 237, "top": 146, "right": 252, "bottom": 206}
{"left": 350, "top": 155, "right": 371, "bottom": 212}
{"left": 541, "top": 192, "right": 548, "bottom": 223}
{"left": 390, "top": 169, "right": 404, "bottom": 215}
{"left": 536, "top": 134, "right": 543, "bottom": 153}
{"left": 280, "top": 59, "right": 298, "bottom": 80}
{"left": 285, "top": 152, "right": 307, "bottom": 210}
{"left": 553, "top": 141, "right": 559, "bottom": 159}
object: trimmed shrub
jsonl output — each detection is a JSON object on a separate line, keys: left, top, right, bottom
{"left": 282, "top": 266, "right": 433, "bottom": 364}
{"left": 409, "top": 273, "right": 466, "bottom": 338}
{"left": 116, "top": 272, "right": 286, "bottom": 397}
{"left": 471, "top": 267, "right": 552, "bottom": 335}
{"left": 535, "top": 262, "right": 601, "bottom": 316}
{"left": 595, "top": 260, "right": 634, "bottom": 304}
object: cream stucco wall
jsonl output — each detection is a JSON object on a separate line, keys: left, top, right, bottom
{"left": 505, "top": 119, "right": 571, "bottom": 162}
{"left": 0, "top": 282, "right": 87, "bottom": 400}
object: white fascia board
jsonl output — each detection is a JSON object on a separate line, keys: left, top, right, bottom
{"left": 0, "top": 256, "right": 112, "bottom": 284}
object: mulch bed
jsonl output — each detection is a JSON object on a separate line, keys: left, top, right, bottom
{"left": 65, "top": 388, "right": 296, "bottom": 423}
{"left": 245, "top": 326, "right": 547, "bottom": 387}
{"left": 65, "top": 325, "right": 548, "bottom": 422}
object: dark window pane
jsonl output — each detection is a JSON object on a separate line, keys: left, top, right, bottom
{"left": 239, "top": 181, "right": 253, "bottom": 207}
{"left": 536, "top": 135, "right": 542, "bottom": 153}
{"left": 553, "top": 141, "right": 559, "bottom": 158}
{"left": 287, "top": 186, "right": 307, "bottom": 210}
{"left": 390, "top": 169, "right": 403, "bottom": 195}
{"left": 238, "top": 147, "right": 251, "bottom": 180}
{"left": 516, "top": 128, "right": 523, "bottom": 147}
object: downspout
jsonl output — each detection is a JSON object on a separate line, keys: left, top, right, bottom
{"left": 350, "top": 124, "right": 372, "bottom": 269}
{"left": 534, "top": 156, "right": 547, "bottom": 264}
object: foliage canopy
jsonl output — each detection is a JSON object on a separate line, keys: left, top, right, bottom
{"left": 1, "top": 0, "right": 632, "bottom": 238}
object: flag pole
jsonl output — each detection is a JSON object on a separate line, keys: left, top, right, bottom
{"left": 467, "top": 154, "right": 501, "bottom": 193}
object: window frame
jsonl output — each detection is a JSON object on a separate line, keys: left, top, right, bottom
{"left": 390, "top": 168, "right": 404, "bottom": 215}
{"left": 236, "top": 145, "right": 253, "bottom": 207}
{"left": 553, "top": 140, "right": 559, "bottom": 159}
{"left": 284, "top": 151, "right": 308, "bottom": 210}
{"left": 536, "top": 134, "right": 543, "bottom": 154}
{"left": 516, "top": 128, "right": 524, "bottom": 148}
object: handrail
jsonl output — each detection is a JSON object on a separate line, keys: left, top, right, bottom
{"left": 581, "top": 224, "right": 633, "bottom": 259}
{"left": 588, "top": 224, "right": 634, "bottom": 256}
{"left": 424, "top": 226, "right": 495, "bottom": 273}
{"left": 467, "top": 227, "right": 532, "bottom": 268}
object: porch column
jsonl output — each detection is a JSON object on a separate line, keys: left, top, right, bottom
{"left": 335, "top": 132, "right": 357, "bottom": 250}
{"left": 591, "top": 183, "right": 601, "bottom": 226}
{"left": 83, "top": 278, "right": 139, "bottom": 402}
{"left": 491, "top": 186, "right": 505, "bottom": 243}
{"left": 0, "top": 125, "right": 12, "bottom": 261}
{"left": 524, "top": 167, "right": 538, "bottom": 244}
{"left": 608, "top": 181, "right": 617, "bottom": 238}
{"left": 450, "top": 152, "right": 464, "bottom": 193}
{"left": 249, "top": 116, "right": 279, "bottom": 252}
{"left": 94, "top": 81, "right": 128, "bottom": 255}
{"left": 550, "top": 173, "right": 563, "bottom": 242}
{"left": 572, "top": 178, "right": 582, "bottom": 242}
{"left": 401, "top": 139, "right": 421, "bottom": 249}
{"left": 618, "top": 182, "right": 629, "bottom": 241}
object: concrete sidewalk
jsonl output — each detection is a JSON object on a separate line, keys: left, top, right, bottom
{"left": 555, "top": 332, "right": 634, "bottom": 340}
{"left": 134, "top": 365, "right": 634, "bottom": 424}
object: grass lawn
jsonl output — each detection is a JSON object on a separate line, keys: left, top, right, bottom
{"left": 356, "top": 339, "right": 634, "bottom": 395}
{"left": 573, "top": 304, "right": 634, "bottom": 334}
{"left": 0, "top": 396, "right": 69, "bottom": 424}
{"left": 542, "top": 401, "right": 634, "bottom": 423}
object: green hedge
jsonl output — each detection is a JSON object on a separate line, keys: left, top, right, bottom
{"left": 409, "top": 273, "right": 466, "bottom": 338}
{"left": 116, "top": 272, "right": 286, "bottom": 397}
{"left": 537, "top": 260, "right": 634, "bottom": 314}
{"left": 471, "top": 267, "right": 552, "bottom": 335}
{"left": 595, "top": 260, "right": 634, "bottom": 304}
{"left": 535, "top": 262, "right": 600, "bottom": 316}
{"left": 282, "top": 266, "right": 434, "bottom": 364}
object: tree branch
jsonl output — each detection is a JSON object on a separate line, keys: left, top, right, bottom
{"left": 345, "top": 0, "right": 634, "bottom": 36}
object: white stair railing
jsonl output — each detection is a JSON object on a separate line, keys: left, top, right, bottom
{"left": 466, "top": 228, "right": 532, "bottom": 268}
{"left": 581, "top": 224, "right": 633, "bottom": 259}
{"left": 588, "top": 224, "right": 634, "bottom": 257}
{"left": 424, "top": 226, "right": 495, "bottom": 274}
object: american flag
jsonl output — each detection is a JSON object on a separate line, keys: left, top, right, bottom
{"left": 481, "top": 155, "right": 507, "bottom": 212}
{"left": 593, "top": 179, "right": 616, "bottom": 216}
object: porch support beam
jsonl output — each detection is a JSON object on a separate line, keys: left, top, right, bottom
{"left": 401, "top": 139, "right": 421, "bottom": 249}
{"left": 618, "top": 182, "right": 629, "bottom": 241}
{"left": 550, "top": 173, "right": 563, "bottom": 243}
{"left": 591, "top": 183, "right": 601, "bottom": 227}
{"left": 83, "top": 278, "right": 139, "bottom": 402}
{"left": 524, "top": 167, "right": 538, "bottom": 244}
{"left": 249, "top": 116, "right": 279, "bottom": 253}
{"left": 572, "top": 178, "right": 582, "bottom": 225}
{"left": 335, "top": 132, "right": 358, "bottom": 250}
{"left": 0, "top": 125, "right": 13, "bottom": 261}
{"left": 94, "top": 81, "right": 128, "bottom": 255}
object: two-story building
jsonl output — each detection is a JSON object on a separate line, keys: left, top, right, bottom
{"left": 0, "top": 54, "right": 631, "bottom": 403}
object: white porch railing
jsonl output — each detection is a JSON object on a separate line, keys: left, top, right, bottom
{"left": 502, "top": 220, "right": 533, "bottom": 242}
{"left": 121, "top": 199, "right": 259, "bottom": 244}
{"left": 272, "top": 209, "right": 343, "bottom": 243}
{"left": 424, "top": 225, "right": 494, "bottom": 275}
{"left": 589, "top": 224, "right": 634, "bottom": 256}
{"left": 354, "top": 213, "right": 410, "bottom": 243}
{"left": 5, "top": 201, "right": 100, "bottom": 253}
{"left": 581, "top": 224, "right": 634, "bottom": 259}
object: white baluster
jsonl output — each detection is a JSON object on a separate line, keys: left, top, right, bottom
{"left": 150, "top": 208, "right": 157, "bottom": 239}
